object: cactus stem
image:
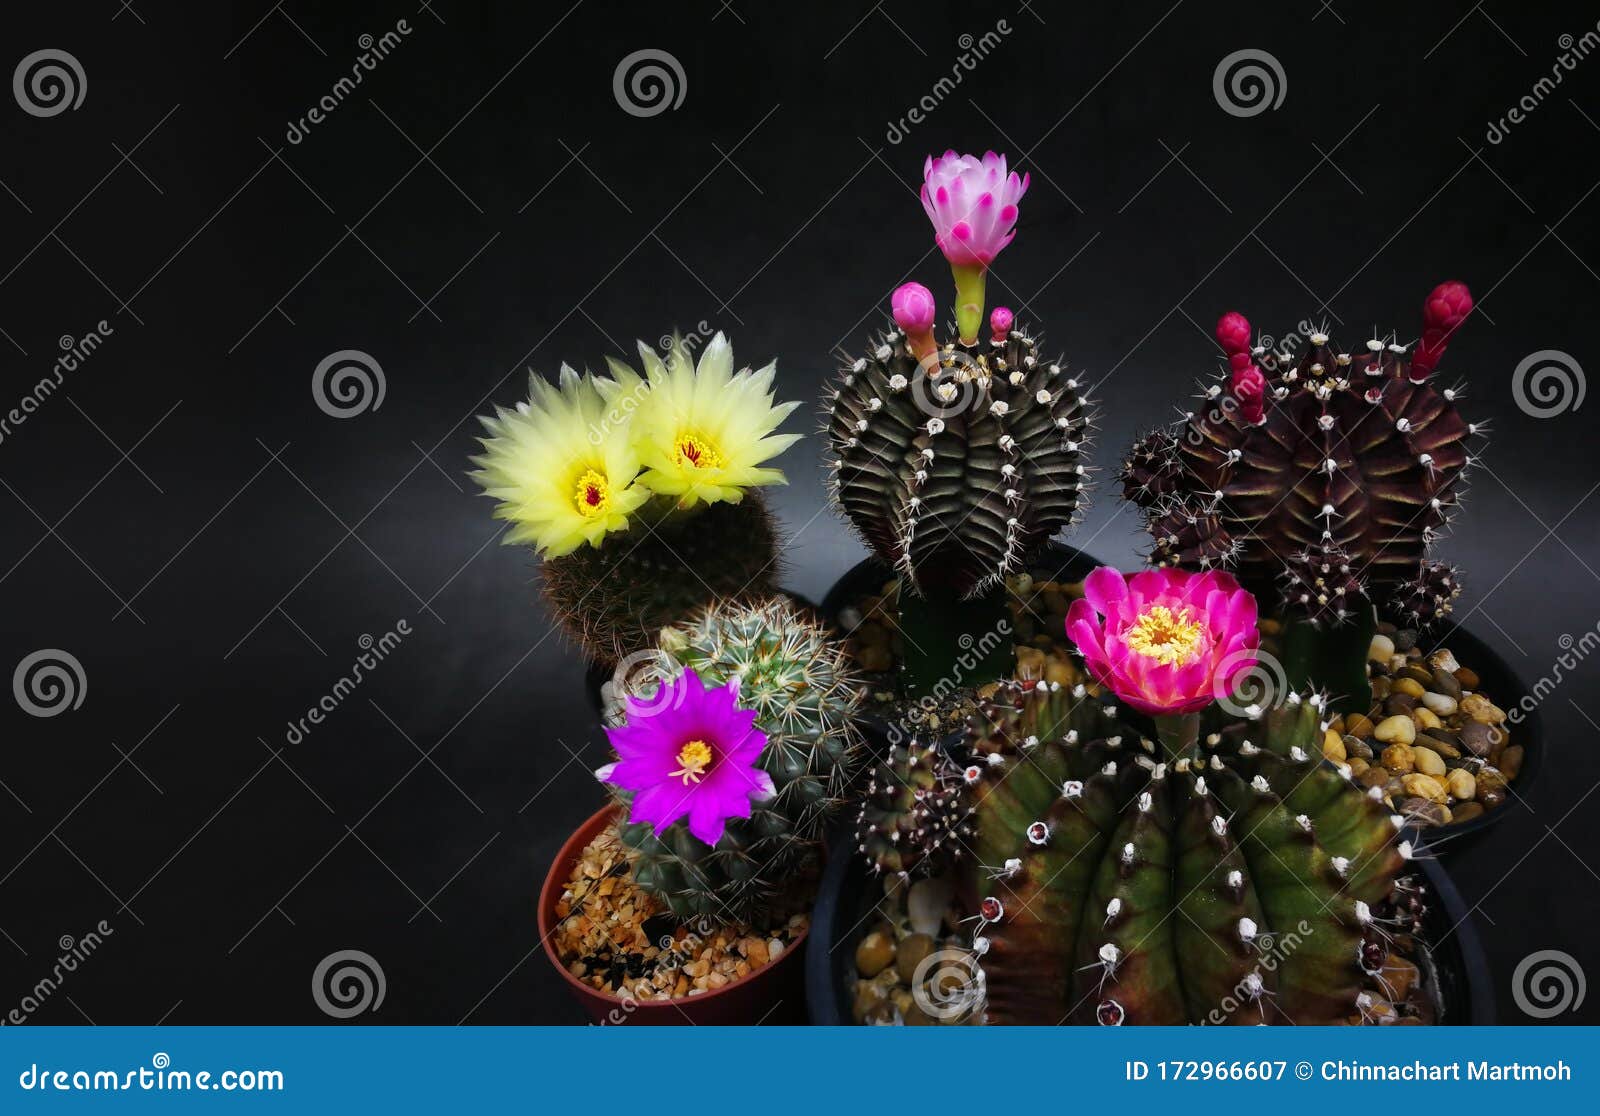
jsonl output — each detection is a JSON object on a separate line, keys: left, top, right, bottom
{"left": 950, "top": 261, "right": 987, "bottom": 345}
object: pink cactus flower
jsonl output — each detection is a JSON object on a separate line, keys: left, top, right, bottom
{"left": 920, "top": 150, "right": 1029, "bottom": 267}
{"left": 597, "top": 668, "right": 774, "bottom": 847}
{"left": 1065, "top": 567, "right": 1260, "bottom": 716}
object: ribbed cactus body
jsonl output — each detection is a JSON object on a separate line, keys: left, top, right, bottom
{"left": 827, "top": 326, "right": 1092, "bottom": 602}
{"left": 1122, "top": 297, "right": 1479, "bottom": 628}
{"left": 616, "top": 599, "right": 863, "bottom": 921}
{"left": 961, "top": 681, "right": 1409, "bottom": 1025}
{"left": 541, "top": 495, "right": 779, "bottom": 663}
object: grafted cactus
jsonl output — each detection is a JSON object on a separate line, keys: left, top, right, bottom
{"left": 823, "top": 151, "right": 1094, "bottom": 698}
{"left": 1122, "top": 282, "right": 1480, "bottom": 630}
{"left": 958, "top": 680, "right": 1413, "bottom": 1025}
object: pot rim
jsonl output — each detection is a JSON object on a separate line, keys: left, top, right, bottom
{"left": 537, "top": 802, "right": 811, "bottom": 1012}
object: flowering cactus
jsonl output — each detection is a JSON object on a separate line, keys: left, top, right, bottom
{"left": 919, "top": 150, "right": 1029, "bottom": 344}
{"left": 598, "top": 668, "right": 774, "bottom": 847}
{"left": 1065, "top": 567, "right": 1260, "bottom": 716}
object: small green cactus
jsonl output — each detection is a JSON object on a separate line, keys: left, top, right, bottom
{"left": 613, "top": 598, "right": 864, "bottom": 921}
{"left": 959, "top": 680, "right": 1413, "bottom": 1024}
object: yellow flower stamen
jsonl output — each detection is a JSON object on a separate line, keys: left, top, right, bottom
{"left": 1125, "top": 605, "right": 1205, "bottom": 667}
{"left": 669, "top": 739, "right": 713, "bottom": 785}
{"left": 673, "top": 432, "right": 725, "bottom": 471}
{"left": 572, "top": 469, "right": 611, "bottom": 518}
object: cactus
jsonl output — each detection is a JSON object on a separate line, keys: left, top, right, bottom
{"left": 1122, "top": 282, "right": 1478, "bottom": 627}
{"left": 854, "top": 737, "right": 975, "bottom": 879}
{"left": 957, "top": 680, "right": 1415, "bottom": 1024}
{"left": 612, "top": 598, "right": 864, "bottom": 921}
{"left": 541, "top": 495, "right": 780, "bottom": 664}
{"left": 822, "top": 152, "right": 1094, "bottom": 699}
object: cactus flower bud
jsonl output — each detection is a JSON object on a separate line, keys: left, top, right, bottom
{"left": 892, "top": 281, "right": 938, "bottom": 364}
{"left": 1410, "top": 280, "right": 1473, "bottom": 382}
{"left": 990, "top": 305, "right": 1014, "bottom": 344}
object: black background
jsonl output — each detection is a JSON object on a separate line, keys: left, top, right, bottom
{"left": 1, "top": 1, "right": 1597, "bottom": 1025}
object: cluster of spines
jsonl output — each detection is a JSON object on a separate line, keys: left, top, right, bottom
{"left": 854, "top": 738, "right": 974, "bottom": 878}
{"left": 955, "top": 682, "right": 1415, "bottom": 1025}
{"left": 1121, "top": 283, "right": 1482, "bottom": 628}
{"left": 825, "top": 305, "right": 1094, "bottom": 600}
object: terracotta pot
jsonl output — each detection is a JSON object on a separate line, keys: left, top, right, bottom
{"left": 537, "top": 803, "right": 810, "bottom": 1025}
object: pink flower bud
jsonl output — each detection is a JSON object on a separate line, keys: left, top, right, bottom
{"left": 892, "top": 282, "right": 938, "bottom": 363}
{"left": 990, "top": 306, "right": 1014, "bottom": 343}
{"left": 1216, "top": 311, "right": 1252, "bottom": 356}
{"left": 1411, "top": 280, "right": 1473, "bottom": 381}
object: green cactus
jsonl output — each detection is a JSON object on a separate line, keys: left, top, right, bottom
{"left": 612, "top": 598, "right": 864, "bottom": 921}
{"left": 825, "top": 320, "right": 1093, "bottom": 695}
{"left": 541, "top": 494, "right": 780, "bottom": 665}
{"left": 959, "top": 680, "right": 1413, "bottom": 1024}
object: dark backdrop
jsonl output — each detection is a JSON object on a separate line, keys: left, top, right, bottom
{"left": 1, "top": 1, "right": 1596, "bottom": 1025}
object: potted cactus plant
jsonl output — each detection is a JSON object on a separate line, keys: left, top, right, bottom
{"left": 816, "top": 568, "right": 1490, "bottom": 1025}
{"left": 471, "top": 333, "right": 800, "bottom": 668}
{"left": 537, "top": 597, "right": 864, "bottom": 1023}
{"left": 823, "top": 151, "right": 1098, "bottom": 722}
{"left": 1119, "top": 285, "right": 1534, "bottom": 834}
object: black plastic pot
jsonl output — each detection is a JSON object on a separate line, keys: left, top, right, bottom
{"left": 805, "top": 827, "right": 1495, "bottom": 1025}
{"left": 1399, "top": 623, "right": 1542, "bottom": 850}
{"left": 818, "top": 541, "right": 1106, "bottom": 742}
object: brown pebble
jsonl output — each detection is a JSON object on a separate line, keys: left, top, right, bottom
{"left": 1499, "top": 745, "right": 1524, "bottom": 781}
{"left": 1454, "top": 666, "right": 1480, "bottom": 689}
{"left": 1346, "top": 714, "right": 1376, "bottom": 738}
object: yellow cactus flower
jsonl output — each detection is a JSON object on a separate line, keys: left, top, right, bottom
{"left": 470, "top": 365, "right": 650, "bottom": 557}
{"left": 626, "top": 333, "right": 801, "bottom": 508}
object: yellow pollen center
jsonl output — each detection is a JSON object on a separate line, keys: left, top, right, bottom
{"left": 1125, "top": 605, "right": 1205, "bottom": 666}
{"left": 673, "top": 433, "right": 725, "bottom": 471}
{"left": 573, "top": 469, "right": 611, "bottom": 518}
{"left": 670, "top": 739, "right": 713, "bottom": 785}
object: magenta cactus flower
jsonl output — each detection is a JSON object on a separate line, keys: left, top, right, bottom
{"left": 920, "top": 150, "right": 1029, "bottom": 345}
{"left": 597, "top": 668, "right": 775, "bottom": 847}
{"left": 1065, "top": 567, "right": 1260, "bottom": 716}
{"left": 892, "top": 280, "right": 938, "bottom": 364}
